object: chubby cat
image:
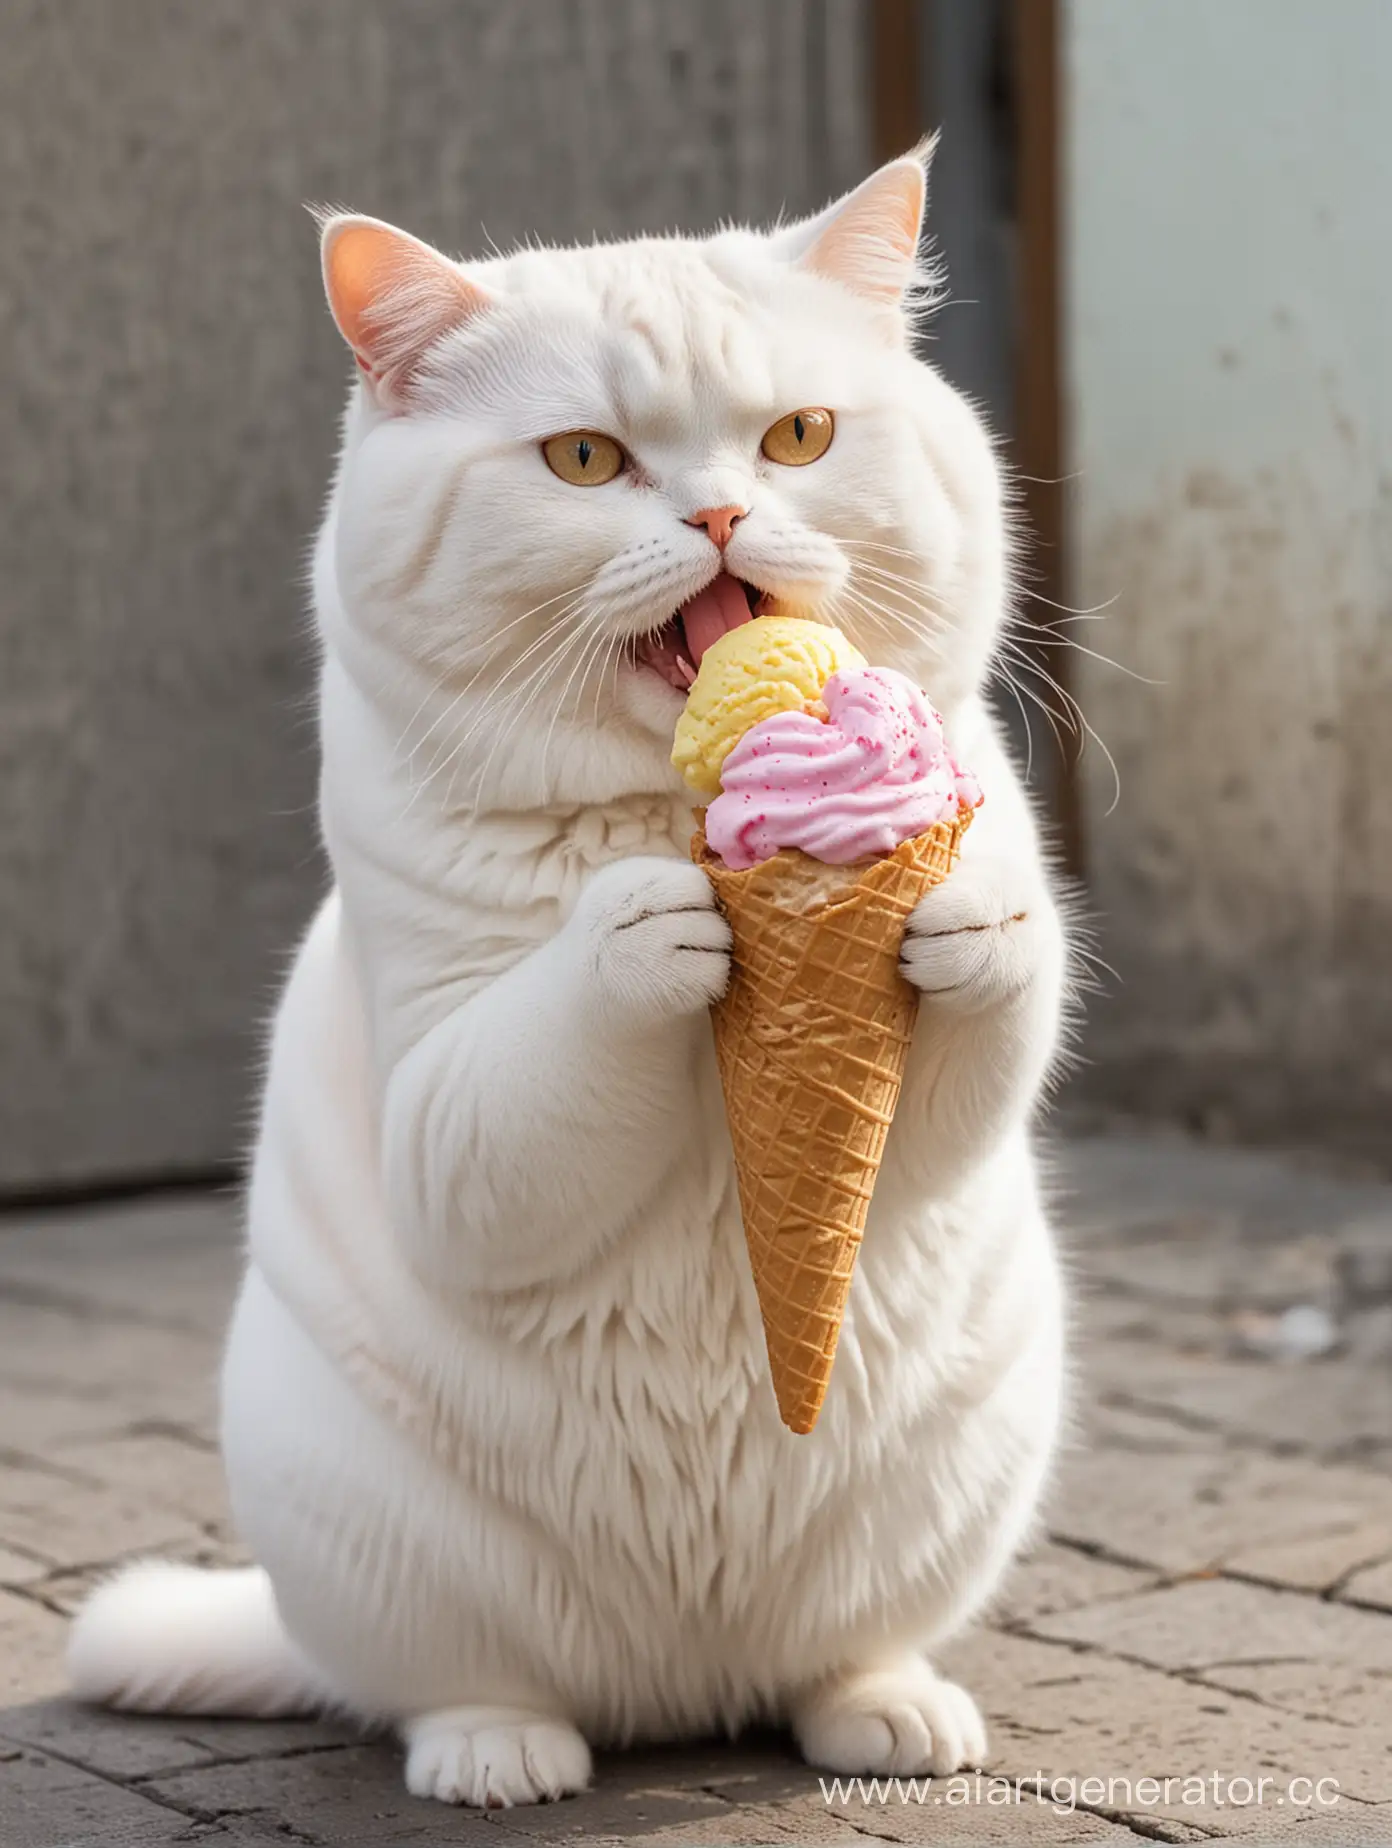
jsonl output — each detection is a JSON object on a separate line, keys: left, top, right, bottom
{"left": 70, "top": 148, "right": 1068, "bottom": 1808}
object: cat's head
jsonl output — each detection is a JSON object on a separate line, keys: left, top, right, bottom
{"left": 317, "top": 148, "right": 1006, "bottom": 811}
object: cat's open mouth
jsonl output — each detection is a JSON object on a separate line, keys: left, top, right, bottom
{"left": 633, "top": 573, "right": 771, "bottom": 691}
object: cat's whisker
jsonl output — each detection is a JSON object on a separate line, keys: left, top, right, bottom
{"left": 995, "top": 640, "right": 1081, "bottom": 741}
{"left": 592, "top": 629, "right": 626, "bottom": 729}
{"left": 834, "top": 587, "right": 913, "bottom": 651}
{"left": 1015, "top": 608, "right": 1110, "bottom": 629}
{"left": 841, "top": 558, "right": 1121, "bottom": 802}
{"left": 843, "top": 553, "right": 952, "bottom": 601}
{"left": 843, "top": 559, "right": 964, "bottom": 631}
{"left": 838, "top": 581, "right": 949, "bottom": 659}
{"left": 991, "top": 634, "right": 1086, "bottom": 760}
{"left": 851, "top": 557, "right": 1127, "bottom": 690}
{"left": 989, "top": 663, "right": 1038, "bottom": 781}
{"left": 1020, "top": 587, "right": 1119, "bottom": 621}
{"left": 416, "top": 603, "right": 592, "bottom": 792}
{"left": 845, "top": 539, "right": 1121, "bottom": 641}
{"left": 464, "top": 614, "right": 601, "bottom": 814}
{"left": 457, "top": 650, "right": 569, "bottom": 816}
{"left": 840, "top": 606, "right": 944, "bottom": 668}
{"left": 394, "top": 585, "right": 586, "bottom": 765}
{"left": 997, "top": 639, "right": 1122, "bottom": 813}
{"left": 467, "top": 603, "right": 613, "bottom": 814}
{"left": 396, "top": 588, "right": 590, "bottom": 770}
{"left": 537, "top": 610, "right": 615, "bottom": 794}
{"left": 426, "top": 627, "right": 582, "bottom": 816}
{"left": 403, "top": 612, "right": 582, "bottom": 791}
{"left": 1005, "top": 618, "right": 1159, "bottom": 688}
{"left": 839, "top": 538, "right": 932, "bottom": 562}
{"left": 993, "top": 657, "right": 1069, "bottom": 759}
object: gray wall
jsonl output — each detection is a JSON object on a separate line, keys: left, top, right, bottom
{"left": 0, "top": 0, "right": 872, "bottom": 1192}
{"left": 1065, "top": 0, "right": 1392, "bottom": 1158}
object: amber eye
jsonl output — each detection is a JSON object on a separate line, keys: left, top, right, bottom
{"left": 542, "top": 430, "right": 625, "bottom": 486}
{"left": 761, "top": 407, "right": 834, "bottom": 466}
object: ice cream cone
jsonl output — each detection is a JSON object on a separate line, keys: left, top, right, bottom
{"left": 692, "top": 802, "right": 974, "bottom": 1433}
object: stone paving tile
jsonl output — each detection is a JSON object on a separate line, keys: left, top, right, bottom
{"left": 1076, "top": 1224, "right": 1340, "bottom": 1314}
{"left": 991, "top": 1541, "right": 1159, "bottom": 1626}
{"left": 0, "top": 1590, "right": 68, "bottom": 1703}
{"left": 50, "top": 1428, "right": 233, "bottom": 1525}
{"left": 1027, "top": 1576, "right": 1392, "bottom": 1731}
{"left": 1, "top": 1131, "right": 1389, "bottom": 1844}
{"left": 137, "top": 1733, "right": 1145, "bottom": 1848}
{"left": 1338, "top": 1557, "right": 1392, "bottom": 1613}
{"left": 794, "top": 1808, "right": 1138, "bottom": 1845}
{"left": 0, "top": 1741, "right": 229, "bottom": 1847}
{"left": 940, "top": 1626, "right": 1392, "bottom": 1832}
{"left": 0, "top": 1541, "right": 53, "bottom": 1588}
{"left": 0, "top": 1697, "right": 361, "bottom": 1782}
{"left": 1255, "top": 1811, "right": 1392, "bottom": 1845}
{"left": 1081, "top": 1340, "right": 1392, "bottom": 1460}
{"left": 146, "top": 1742, "right": 496, "bottom": 1845}
{"left": 0, "top": 1301, "right": 219, "bottom": 1417}
{"left": 0, "top": 1374, "right": 166, "bottom": 1454}
{"left": 1050, "top": 1445, "right": 1392, "bottom": 1586}
{"left": 0, "top": 1449, "right": 210, "bottom": 1570}
{"left": 1074, "top": 1291, "right": 1225, "bottom": 1360}
{"left": 1077, "top": 1398, "right": 1229, "bottom": 1459}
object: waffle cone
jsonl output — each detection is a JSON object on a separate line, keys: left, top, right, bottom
{"left": 692, "top": 804, "right": 973, "bottom": 1433}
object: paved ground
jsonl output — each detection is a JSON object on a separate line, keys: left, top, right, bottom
{"left": 2, "top": 1129, "right": 1390, "bottom": 1846}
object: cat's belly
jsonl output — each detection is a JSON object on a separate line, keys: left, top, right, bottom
{"left": 222, "top": 1185, "right": 1061, "bottom": 1742}
{"left": 229, "top": 887, "right": 1062, "bottom": 1735}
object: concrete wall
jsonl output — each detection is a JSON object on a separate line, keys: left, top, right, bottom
{"left": 1065, "top": 1, "right": 1392, "bottom": 1154}
{"left": 0, "top": 0, "right": 871, "bottom": 1191}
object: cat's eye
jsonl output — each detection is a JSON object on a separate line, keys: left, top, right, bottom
{"left": 542, "top": 430, "right": 626, "bottom": 487}
{"left": 761, "top": 408, "right": 834, "bottom": 466}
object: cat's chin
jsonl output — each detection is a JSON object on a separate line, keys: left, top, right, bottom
{"left": 613, "top": 660, "right": 692, "bottom": 738}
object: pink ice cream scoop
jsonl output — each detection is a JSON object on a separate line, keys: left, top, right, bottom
{"left": 704, "top": 666, "right": 982, "bottom": 871}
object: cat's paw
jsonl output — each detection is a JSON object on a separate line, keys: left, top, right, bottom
{"left": 901, "top": 857, "right": 1056, "bottom": 1012}
{"left": 793, "top": 1659, "right": 987, "bottom": 1778}
{"left": 573, "top": 856, "right": 730, "bottom": 1024}
{"left": 402, "top": 1705, "right": 591, "bottom": 1807}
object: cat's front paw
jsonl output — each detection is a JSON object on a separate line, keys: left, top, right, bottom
{"left": 403, "top": 1706, "right": 591, "bottom": 1807}
{"left": 574, "top": 856, "right": 731, "bottom": 1025}
{"left": 794, "top": 1659, "right": 987, "bottom": 1778}
{"left": 901, "top": 857, "right": 1057, "bottom": 1012}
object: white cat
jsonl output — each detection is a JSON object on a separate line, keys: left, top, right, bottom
{"left": 69, "top": 148, "right": 1068, "bottom": 1809}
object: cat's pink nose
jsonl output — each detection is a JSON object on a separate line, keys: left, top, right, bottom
{"left": 686, "top": 504, "right": 748, "bottom": 551}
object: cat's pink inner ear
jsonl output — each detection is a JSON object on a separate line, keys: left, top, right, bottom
{"left": 800, "top": 158, "right": 926, "bottom": 307}
{"left": 321, "top": 216, "right": 488, "bottom": 391}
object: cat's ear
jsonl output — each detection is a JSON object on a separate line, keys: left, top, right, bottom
{"left": 319, "top": 213, "right": 490, "bottom": 403}
{"left": 771, "top": 141, "right": 933, "bottom": 314}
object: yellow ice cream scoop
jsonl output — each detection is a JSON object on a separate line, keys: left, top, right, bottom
{"left": 671, "top": 617, "right": 866, "bottom": 799}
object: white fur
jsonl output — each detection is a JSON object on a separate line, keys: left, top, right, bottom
{"left": 70, "top": 154, "right": 1068, "bottom": 1807}
{"left": 67, "top": 1562, "right": 325, "bottom": 1717}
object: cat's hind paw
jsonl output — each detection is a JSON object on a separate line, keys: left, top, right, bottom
{"left": 793, "top": 1659, "right": 987, "bottom": 1777}
{"left": 402, "top": 1705, "right": 591, "bottom": 1807}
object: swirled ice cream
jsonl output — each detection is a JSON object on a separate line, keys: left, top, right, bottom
{"left": 703, "top": 662, "right": 981, "bottom": 870}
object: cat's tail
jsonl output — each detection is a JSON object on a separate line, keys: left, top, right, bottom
{"left": 68, "top": 1561, "right": 326, "bottom": 1717}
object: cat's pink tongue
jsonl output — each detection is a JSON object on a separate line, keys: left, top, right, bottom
{"left": 680, "top": 574, "right": 752, "bottom": 666}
